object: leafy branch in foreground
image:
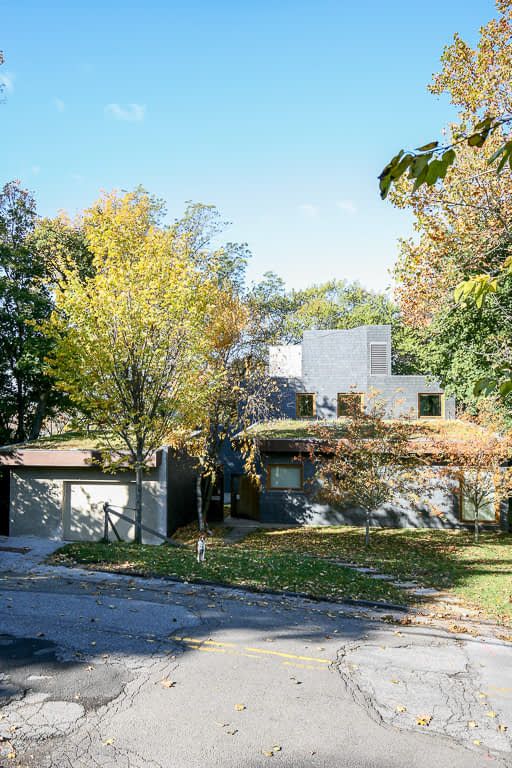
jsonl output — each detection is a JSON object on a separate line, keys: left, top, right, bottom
{"left": 378, "top": 115, "right": 512, "bottom": 200}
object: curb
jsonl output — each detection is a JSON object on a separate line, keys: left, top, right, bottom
{"left": 59, "top": 562, "right": 411, "bottom": 614}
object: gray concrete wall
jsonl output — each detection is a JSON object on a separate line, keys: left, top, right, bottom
{"left": 258, "top": 452, "right": 507, "bottom": 530}
{"left": 10, "top": 466, "right": 165, "bottom": 544}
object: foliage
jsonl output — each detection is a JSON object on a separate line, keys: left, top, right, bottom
{"left": 301, "top": 390, "right": 424, "bottom": 546}
{"left": 250, "top": 275, "right": 424, "bottom": 375}
{"left": 389, "top": 1, "right": 512, "bottom": 403}
{"left": 422, "top": 402, "right": 512, "bottom": 542}
{"left": 379, "top": 1, "right": 512, "bottom": 200}
{"left": 48, "top": 188, "right": 221, "bottom": 542}
{"left": 0, "top": 181, "right": 69, "bottom": 443}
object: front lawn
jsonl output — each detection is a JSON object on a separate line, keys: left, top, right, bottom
{"left": 50, "top": 525, "right": 512, "bottom": 626}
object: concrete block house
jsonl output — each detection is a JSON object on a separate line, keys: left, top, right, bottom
{"left": 231, "top": 325, "right": 509, "bottom": 531}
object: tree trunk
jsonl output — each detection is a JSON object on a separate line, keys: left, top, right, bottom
{"left": 365, "top": 509, "right": 371, "bottom": 547}
{"left": 196, "top": 475, "right": 204, "bottom": 531}
{"left": 202, "top": 475, "right": 215, "bottom": 521}
{"left": 474, "top": 509, "right": 479, "bottom": 544}
{"left": 135, "top": 456, "right": 143, "bottom": 545}
{"left": 15, "top": 374, "right": 25, "bottom": 443}
{"left": 29, "top": 390, "right": 49, "bottom": 441}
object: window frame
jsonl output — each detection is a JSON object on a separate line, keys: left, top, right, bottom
{"left": 295, "top": 392, "right": 316, "bottom": 419}
{"left": 267, "top": 463, "right": 304, "bottom": 491}
{"left": 417, "top": 392, "right": 444, "bottom": 419}
{"left": 459, "top": 476, "right": 499, "bottom": 525}
{"left": 337, "top": 392, "right": 363, "bottom": 418}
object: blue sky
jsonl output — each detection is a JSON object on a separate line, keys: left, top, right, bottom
{"left": 2, "top": 0, "right": 496, "bottom": 295}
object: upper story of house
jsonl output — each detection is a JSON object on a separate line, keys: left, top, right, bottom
{"left": 268, "top": 325, "right": 455, "bottom": 420}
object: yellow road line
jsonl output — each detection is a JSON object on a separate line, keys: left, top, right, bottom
{"left": 244, "top": 647, "right": 331, "bottom": 664}
{"left": 283, "top": 661, "right": 328, "bottom": 671}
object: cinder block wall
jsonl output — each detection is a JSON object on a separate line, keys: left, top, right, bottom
{"left": 268, "top": 326, "right": 452, "bottom": 420}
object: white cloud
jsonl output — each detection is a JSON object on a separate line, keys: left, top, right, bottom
{"left": 104, "top": 103, "right": 146, "bottom": 122}
{"left": 298, "top": 203, "right": 318, "bottom": 218}
{"left": 0, "top": 71, "right": 15, "bottom": 92}
{"left": 55, "top": 97, "right": 65, "bottom": 112}
{"left": 31, "top": 165, "right": 40, "bottom": 175}
{"left": 335, "top": 199, "right": 357, "bottom": 214}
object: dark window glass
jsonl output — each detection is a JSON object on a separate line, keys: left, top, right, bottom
{"left": 419, "top": 394, "right": 442, "bottom": 417}
{"left": 296, "top": 393, "right": 315, "bottom": 418}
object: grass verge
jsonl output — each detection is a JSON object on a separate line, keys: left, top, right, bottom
{"left": 49, "top": 525, "right": 512, "bottom": 625}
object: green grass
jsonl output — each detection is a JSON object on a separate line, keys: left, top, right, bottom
{"left": 246, "top": 418, "right": 477, "bottom": 440}
{"left": 50, "top": 524, "right": 512, "bottom": 626}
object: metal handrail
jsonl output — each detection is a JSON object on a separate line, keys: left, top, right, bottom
{"left": 102, "top": 503, "right": 182, "bottom": 547}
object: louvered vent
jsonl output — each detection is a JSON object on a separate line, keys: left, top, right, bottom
{"left": 370, "top": 343, "right": 388, "bottom": 375}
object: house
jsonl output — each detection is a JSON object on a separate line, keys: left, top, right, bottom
{"left": 228, "top": 326, "right": 509, "bottom": 531}
{"left": 0, "top": 435, "right": 198, "bottom": 542}
{"left": 268, "top": 325, "right": 455, "bottom": 420}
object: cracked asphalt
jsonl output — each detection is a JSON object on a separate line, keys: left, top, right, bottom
{"left": 0, "top": 537, "right": 511, "bottom": 767}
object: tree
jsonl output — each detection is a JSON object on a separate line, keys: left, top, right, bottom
{"left": 424, "top": 403, "right": 512, "bottom": 542}
{"left": 48, "top": 189, "right": 220, "bottom": 543}
{"left": 0, "top": 181, "right": 66, "bottom": 443}
{"left": 379, "top": 1, "right": 512, "bottom": 201}
{"left": 190, "top": 289, "right": 279, "bottom": 526}
{"left": 302, "top": 390, "right": 423, "bottom": 546}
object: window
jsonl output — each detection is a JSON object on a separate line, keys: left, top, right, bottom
{"left": 370, "top": 343, "right": 388, "bottom": 375}
{"left": 296, "top": 393, "right": 315, "bottom": 418}
{"left": 459, "top": 474, "right": 498, "bottom": 524}
{"left": 418, "top": 393, "right": 443, "bottom": 418}
{"left": 337, "top": 393, "right": 363, "bottom": 417}
{"left": 268, "top": 464, "right": 303, "bottom": 490}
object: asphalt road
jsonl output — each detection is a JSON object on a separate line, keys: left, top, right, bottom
{"left": 0, "top": 537, "right": 511, "bottom": 768}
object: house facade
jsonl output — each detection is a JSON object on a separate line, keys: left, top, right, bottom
{"left": 268, "top": 325, "right": 456, "bottom": 420}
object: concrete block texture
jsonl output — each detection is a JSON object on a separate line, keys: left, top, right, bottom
{"left": 270, "top": 326, "right": 451, "bottom": 419}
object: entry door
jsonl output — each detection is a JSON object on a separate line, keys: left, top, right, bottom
{"left": 64, "top": 482, "right": 136, "bottom": 541}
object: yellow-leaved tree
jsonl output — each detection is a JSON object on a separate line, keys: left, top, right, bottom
{"left": 48, "top": 189, "right": 220, "bottom": 543}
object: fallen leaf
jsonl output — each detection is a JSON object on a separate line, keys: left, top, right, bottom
{"left": 264, "top": 751, "right": 274, "bottom": 756}
{"left": 103, "top": 738, "right": 115, "bottom": 746}
{"left": 91, "top": 642, "right": 96, "bottom": 646}
{"left": 226, "top": 729, "right": 238, "bottom": 735}
{"left": 235, "top": 704, "right": 246, "bottom": 710}
{"left": 218, "top": 723, "right": 228, "bottom": 727}
{"left": 7, "top": 726, "right": 18, "bottom": 734}
{"left": 396, "top": 706, "right": 406, "bottom": 713}
{"left": 36, "top": 632, "right": 44, "bottom": 637}
{"left": 84, "top": 666, "right": 94, "bottom": 672}
{"left": 416, "top": 715, "right": 432, "bottom": 726}
{"left": 159, "top": 679, "right": 176, "bottom": 689}
{"left": 468, "top": 721, "right": 478, "bottom": 728}
{"left": 390, "top": 680, "right": 399, "bottom": 684}
{"left": 473, "top": 739, "right": 481, "bottom": 746}
{"left": 499, "top": 725, "right": 507, "bottom": 732}
{"left": 486, "top": 711, "right": 497, "bottom": 718}
{"left": 272, "top": 745, "right": 282, "bottom": 751}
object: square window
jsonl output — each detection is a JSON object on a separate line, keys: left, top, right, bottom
{"left": 418, "top": 393, "right": 443, "bottom": 418}
{"left": 296, "top": 393, "right": 315, "bottom": 418}
{"left": 268, "top": 464, "right": 303, "bottom": 490}
{"left": 337, "top": 393, "right": 362, "bottom": 417}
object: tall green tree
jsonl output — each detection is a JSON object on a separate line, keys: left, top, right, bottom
{"left": 0, "top": 182, "right": 55, "bottom": 443}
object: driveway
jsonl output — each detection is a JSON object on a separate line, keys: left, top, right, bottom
{"left": 0, "top": 536, "right": 511, "bottom": 767}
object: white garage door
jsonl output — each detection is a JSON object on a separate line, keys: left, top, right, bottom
{"left": 64, "top": 482, "right": 136, "bottom": 541}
